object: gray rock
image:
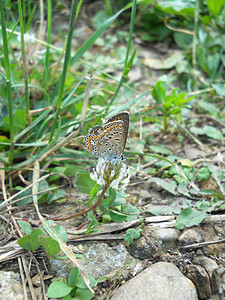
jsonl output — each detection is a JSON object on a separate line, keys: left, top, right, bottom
{"left": 152, "top": 228, "right": 180, "bottom": 251}
{"left": 193, "top": 256, "right": 220, "bottom": 294}
{"left": 186, "top": 264, "right": 211, "bottom": 298}
{"left": 128, "top": 236, "right": 157, "bottom": 259}
{"left": 0, "top": 271, "right": 23, "bottom": 300}
{"left": 110, "top": 262, "right": 198, "bottom": 300}
{"left": 49, "top": 242, "right": 138, "bottom": 279}
{"left": 178, "top": 228, "right": 204, "bottom": 245}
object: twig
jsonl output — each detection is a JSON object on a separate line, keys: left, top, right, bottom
{"left": 18, "top": 256, "right": 28, "bottom": 300}
{"left": 179, "top": 238, "right": 225, "bottom": 250}
{"left": 79, "top": 71, "right": 93, "bottom": 132}
{"left": 141, "top": 231, "right": 159, "bottom": 252}
{"left": 52, "top": 183, "right": 110, "bottom": 221}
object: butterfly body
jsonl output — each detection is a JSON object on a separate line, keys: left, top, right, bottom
{"left": 85, "top": 112, "right": 129, "bottom": 162}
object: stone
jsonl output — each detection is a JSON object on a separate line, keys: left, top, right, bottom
{"left": 152, "top": 228, "right": 180, "bottom": 251}
{"left": 110, "top": 262, "right": 198, "bottom": 300}
{"left": 178, "top": 228, "right": 204, "bottom": 245}
{"left": 128, "top": 236, "right": 157, "bottom": 259}
{"left": 186, "top": 264, "right": 211, "bottom": 299}
{"left": 193, "top": 256, "right": 220, "bottom": 293}
{"left": 49, "top": 242, "right": 138, "bottom": 279}
{"left": 0, "top": 271, "right": 23, "bottom": 300}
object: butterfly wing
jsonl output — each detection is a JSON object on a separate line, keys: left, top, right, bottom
{"left": 106, "top": 111, "right": 129, "bottom": 153}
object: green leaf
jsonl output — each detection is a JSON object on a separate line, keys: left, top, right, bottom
{"left": 47, "top": 281, "right": 73, "bottom": 298}
{"left": 53, "top": 225, "right": 68, "bottom": 243}
{"left": 17, "top": 229, "right": 44, "bottom": 251}
{"left": 207, "top": 0, "right": 225, "bottom": 15}
{"left": 76, "top": 276, "right": 96, "bottom": 289}
{"left": 17, "top": 220, "right": 33, "bottom": 235}
{"left": 3, "top": 110, "right": 28, "bottom": 132}
{"left": 0, "top": 136, "right": 10, "bottom": 151}
{"left": 176, "top": 208, "right": 209, "bottom": 229}
{"left": 124, "top": 228, "right": 142, "bottom": 245}
{"left": 39, "top": 236, "right": 60, "bottom": 257}
{"left": 212, "top": 84, "right": 225, "bottom": 96}
{"left": 75, "top": 288, "right": 95, "bottom": 300}
{"left": 148, "top": 206, "right": 179, "bottom": 216}
{"left": 109, "top": 209, "right": 127, "bottom": 222}
{"left": 156, "top": 0, "right": 195, "bottom": 16}
{"left": 150, "top": 144, "right": 172, "bottom": 155}
{"left": 190, "top": 126, "right": 204, "bottom": 135}
{"left": 199, "top": 101, "right": 219, "bottom": 115}
{"left": 196, "top": 167, "right": 210, "bottom": 181}
{"left": 148, "top": 177, "right": 177, "bottom": 195}
{"left": 46, "top": 189, "right": 66, "bottom": 204}
{"left": 152, "top": 81, "right": 167, "bottom": 104}
{"left": 207, "top": 163, "right": 224, "bottom": 183}
{"left": 203, "top": 125, "right": 223, "bottom": 140}
{"left": 76, "top": 171, "right": 96, "bottom": 194}
{"left": 122, "top": 205, "right": 139, "bottom": 221}
{"left": 89, "top": 183, "right": 99, "bottom": 201}
{"left": 68, "top": 267, "right": 79, "bottom": 287}
{"left": 109, "top": 188, "right": 117, "bottom": 202}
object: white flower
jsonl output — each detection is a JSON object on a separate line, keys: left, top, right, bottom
{"left": 90, "top": 158, "right": 130, "bottom": 191}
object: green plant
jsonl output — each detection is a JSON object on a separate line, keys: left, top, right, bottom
{"left": 75, "top": 159, "right": 140, "bottom": 231}
{"left": 151, "top": 81, "right": 194, "bottom": 133}
{"left": 17, "top": 220, "right": 67, "bottom": 257}
{"left": 47, "top": 267, "right": 96, "bottom": 299}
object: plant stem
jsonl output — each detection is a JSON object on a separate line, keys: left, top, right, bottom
{"left": 0, "top": 0, "right": 14, "bottom": 163}
{"left": 49, "top": 0, "right": 78, "bottom": 142}
{"left": 52, "top": 183, "right": 110, "bottom": 221}
{"left": 108, "top": 0, "right": 137, "bottom": 108}
{"left": 18, "top": 0, "right": 29, "bottom": 115}
{"left": 43, "top": 0, "right": 52, "bottom": 104}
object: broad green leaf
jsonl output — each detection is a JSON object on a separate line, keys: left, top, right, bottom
{"left": 0, "top": 136, "right": 10, "bottom": 150}
{"left": 47, "top": 281, "right": 73, "bottom": 298}
{"left": 152, "top": 81, "right": 167, "bottom": 104}
{"left": 68, "top": 267, "right": 79, "bottom": 287}
{"left": 17, "top": 220, "right": 33, "bottom": 235}
{"left": 212, "top": 84, "right": 225, "bottom": 96}
{"left": 53, "top": 225, "right": 68, "bottom": 243}
{"left": 199, "top": 101, "right": 219, "bottom": 115}
{"left": 109, "top": 209, "right": 127, "bottom": 223}
{"left": 176, "top": 208, "right": 209, "bottom": 229}
{"left": 89, "top": 183, "right": 99, "bottom": 201}
{"left": 39, "top": 236, "right": 60, "bottom": 257}
{"left": 207, "top": 0, "right": 225, "bottom": 15}
{"left": 17, "top": 229, "right": 44, "bottom": 251}
{"left": 203, "top": 125, "right": 223, "bottom": 140}
{"left": 148, "top": 177, "right": 177, "bottom": 195}
{"left": 156, "top": 0, "right": 195, "bottom": 16}
{"left": 46, "top": 189, "right": 66, "bottom": 204}
{"left": 76, "top": 276, "right": 96, "bottom": 289}
{"left": 76, "top": 171, "right": 96, "bottom": 194}
{"left": 190, "top": 126, "right": 204, "bottom": 135}
{"left": 3, "top": 110, "right": 28, "bottom": 132}
{"left": 75, "top": 288, "right": 94, "bottom": 300}
{"left": 122, "top": 205, "right": 139, "bottom": 221}
{"left": 150, "top": 144, "right": 172, "bottom": 155}
{"left": 124, "top": 228, "right": 142, "bottom": 245}
{"left": 196, "top": 167, "right": 210, "bottom": 181}
{"left": 146, "top": 52, "right": 184, "bottom": 70}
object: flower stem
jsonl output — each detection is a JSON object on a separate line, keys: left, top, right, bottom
{"left": 52, "top": 183, "right": 110, "bottom": 221}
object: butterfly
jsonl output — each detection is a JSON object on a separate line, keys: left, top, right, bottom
{"left": 85, "top": 111, "right": 129, "bottom": 162}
